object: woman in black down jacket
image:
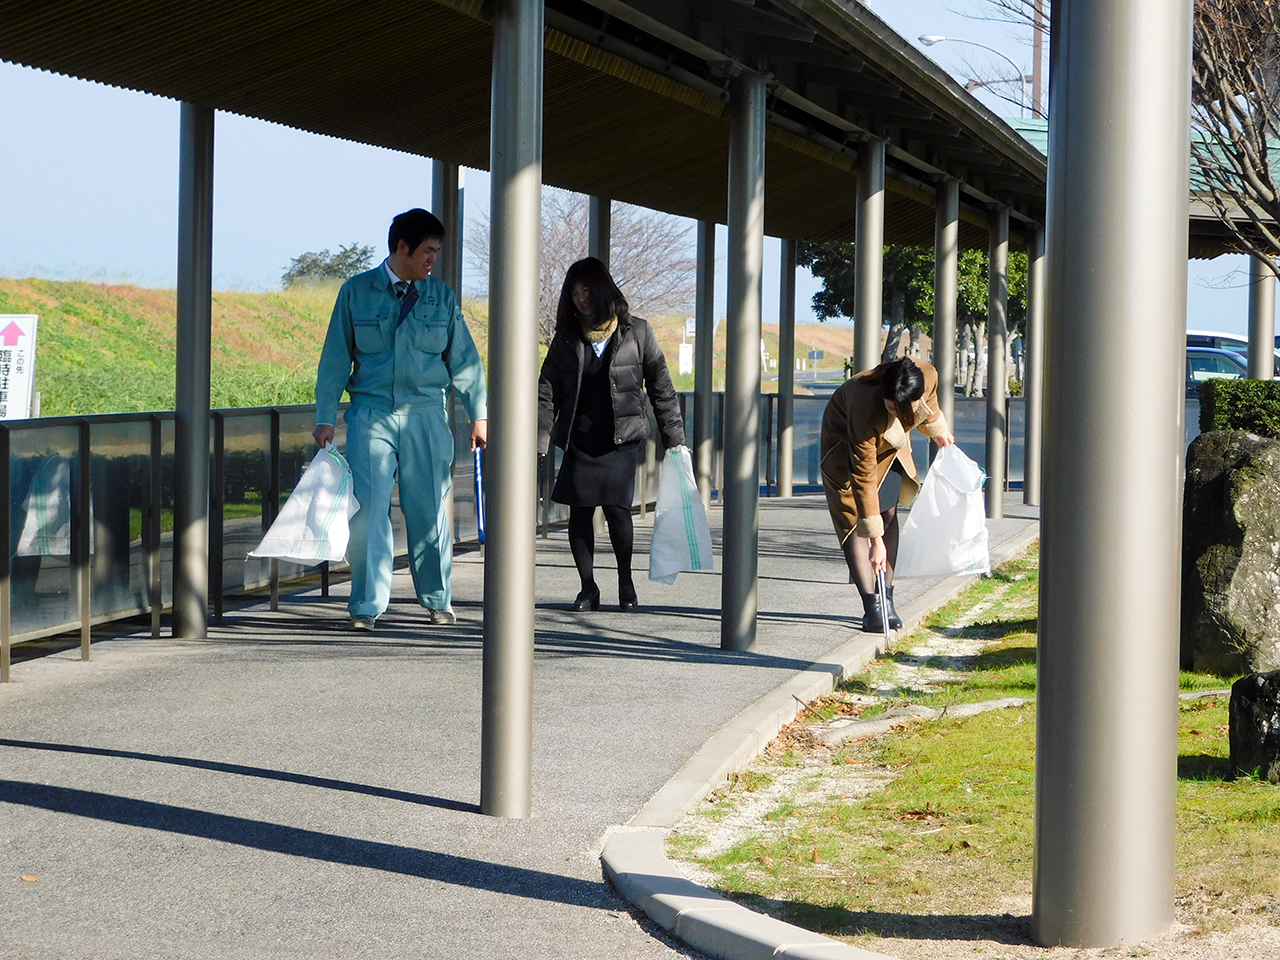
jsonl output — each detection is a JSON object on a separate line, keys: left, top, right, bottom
{"left": 537, "top": 257, "right": 685, "bottom": 612}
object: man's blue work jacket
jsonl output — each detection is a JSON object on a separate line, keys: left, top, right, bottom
{"left": 315, "top": 266, "right": 487, "bottom": 428}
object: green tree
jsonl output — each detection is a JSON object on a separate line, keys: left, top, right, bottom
{"left": 800, "top": 240, "right": 1028, "bottom": 395}
{"left": 798, "top": 242, "right": 935, "bottom": 362}
{"left": 281, "top": 242, "right": 375, "bottom": 288}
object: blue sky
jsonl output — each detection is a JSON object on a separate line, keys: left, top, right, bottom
{"left": 0, "top": 0, "right": 1259, "bottom": 335}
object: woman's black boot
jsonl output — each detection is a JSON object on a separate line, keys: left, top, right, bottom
{"left": 884, "top": 584, "right": 903, "bottom": 629}
{"left": 572, "top": 583, "right": 601, "bottom": 611}
{"left": 859, "top": 590, "right": 885, "bottom": 633}
{"left": 618, "top": 580, "right": 638, "bottom": 613}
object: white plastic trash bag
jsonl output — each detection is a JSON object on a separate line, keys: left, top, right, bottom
{"left": 249, "top": 444, "right": 358, "bottom": 566}
{"left": 894, "top": 445, "right": 990, "bottom": 578}
{"left": 648, "top": 445, "right": 714, "bottom": 584}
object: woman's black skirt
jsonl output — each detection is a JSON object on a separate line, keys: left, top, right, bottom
{"left": 551, "top": 441, "right": 642, "bottom": 507}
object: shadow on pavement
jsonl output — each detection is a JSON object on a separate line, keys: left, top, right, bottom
{"left": 0, "top": 738, "right": 476, "bottom": 812}
{"left": 729, "top": 892, "right": 1034, "bottom": 944}
{"left": 0, "top": 779, "right": 610, "bottom": 909}
{"left": 178, "top": 613, "right": 839, "bottom": 671}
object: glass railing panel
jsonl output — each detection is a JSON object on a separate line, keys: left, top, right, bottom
{"left": 451, "top": 402, "right": 479, "bottom": 542}
{"left": 222, "top": 411, "right": 272, "bottom": 593}
{"left": 791, "top": 397, "right": 825, "bottom": 488}
{"left": 89, "top": 418, "right": 152, "bottom": 620}
{"left": 274, "top": 406, "right": 336, "bottom": 583}
{"left": 9, "top": 423, "right": 80, "bottom": 638}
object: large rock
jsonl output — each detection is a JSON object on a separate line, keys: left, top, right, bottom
{"left": 1229, "top": 671, "right": 1280, "bottom": 782}
{"left": 1182, "top": 430, "right": 1280, "bottom": 674}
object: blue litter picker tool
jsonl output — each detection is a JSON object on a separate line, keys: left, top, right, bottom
{"left": 876, "top": 569, "right": 891, "bottom": 650}
{"left": 474, "top": 446, "right": 486, "bottom": 546}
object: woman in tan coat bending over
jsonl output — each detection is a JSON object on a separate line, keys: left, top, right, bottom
{"left": 820, "top": 357, "right": 955, "bottom": 632}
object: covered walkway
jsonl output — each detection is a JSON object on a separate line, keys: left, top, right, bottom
{"left": 0, "top": 497, "right": 1036, "bottom": 958}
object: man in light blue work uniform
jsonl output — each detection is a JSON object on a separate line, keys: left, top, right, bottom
{"left": 314, "top": 209, "right": 487, "bottom": 631}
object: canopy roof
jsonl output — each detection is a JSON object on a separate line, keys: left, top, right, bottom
{"left": 1, "top": 0, "right": 1053, "bottom": 250}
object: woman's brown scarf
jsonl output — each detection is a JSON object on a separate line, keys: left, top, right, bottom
{"left": 580, "top": 314, "right": 618, "bottom": 344}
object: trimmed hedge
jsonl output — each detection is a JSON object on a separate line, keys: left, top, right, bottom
{"left": 1200, "top": 377, "right": 1280, "bottom": 438}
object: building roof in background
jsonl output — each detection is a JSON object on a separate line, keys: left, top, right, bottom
{"left": 1005, "top": 116, "right": 1265, "bottom": 260}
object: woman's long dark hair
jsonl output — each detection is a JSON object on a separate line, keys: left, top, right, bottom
{"left": 554, "top": 257, "right": 631, "bottom": 337}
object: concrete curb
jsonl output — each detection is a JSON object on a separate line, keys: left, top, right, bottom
{"left": 601, "top": 520, "right": 1041, "bottom": 960}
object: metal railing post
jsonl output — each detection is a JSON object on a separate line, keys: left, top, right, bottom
{"left": 149, "top": 415, "right": 162, "bottom": 638}
{"left": 76, "top": 419, "right": 91, "bottom": 660}
{"left": 210, "top": 412, "right": 225, "bottom": 624}
{"left": 637, "top": 456, "right": 647, "bottom": 519}
{"left": 715, "top": 391, "right": 725, "bottom": 502}
{"left": 539, "top": 449, "right": 552, "bottom": 538}
{"left": 268, "top": 409, "right": 281, "bottom": 612}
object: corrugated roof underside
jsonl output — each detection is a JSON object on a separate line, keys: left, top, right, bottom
{"left": 3, "top": 0, "right": 1001, "bottom": 244}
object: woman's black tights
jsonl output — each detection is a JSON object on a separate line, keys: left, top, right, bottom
{"left": 842, "top": 507, "right": 899, "bottom": 595}
{"left": 568, "top": 505, "right": 635, "bottom": 591}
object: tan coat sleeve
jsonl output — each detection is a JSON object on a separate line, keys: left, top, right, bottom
{"left": 849, "top": 429, "right": 886, "bottom": 540}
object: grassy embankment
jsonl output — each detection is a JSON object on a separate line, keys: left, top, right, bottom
{"left": 0, "top": 278, "right": 353, "bottom": 416}
{"left": 0, "top": 276, "right": 869, "bottom": 416}
{"left": 668, "top": 544, "right": 1280, "bottom": 945}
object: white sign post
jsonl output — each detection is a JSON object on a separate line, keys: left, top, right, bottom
{"left": 678, "top": 342, "right": 694, "bottom": 375}
{"left": 0, "top": 315, "right": 39, "bottom": 420}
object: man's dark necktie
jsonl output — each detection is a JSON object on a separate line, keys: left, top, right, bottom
{"left": 395, "top": 281, "right": 419, "bottom": 324}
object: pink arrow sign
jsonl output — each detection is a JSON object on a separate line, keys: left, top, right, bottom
{"left": 0, "top": 322, "right": 24, "bottom": 347}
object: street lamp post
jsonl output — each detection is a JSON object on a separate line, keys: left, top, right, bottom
{"left": 920, "top": 35, "right": 1028, "bottom": 117}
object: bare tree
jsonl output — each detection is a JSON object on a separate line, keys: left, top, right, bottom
{"left": 1191, "top": 0, "right": 1280, "bottom": 271}
{"left": 963, "top": 0, "right": 1048, "bottom": 117}
{"left": 466, "top": 187, "right": 697, "bottom": 343}
{"left": 975, "top": 0, "right": 1280, "bottom": 269}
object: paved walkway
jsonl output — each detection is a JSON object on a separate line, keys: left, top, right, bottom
{"left": 0, "top": 495, "right": 1038, "bottom": 960}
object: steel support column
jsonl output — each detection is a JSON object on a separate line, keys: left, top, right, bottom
{"left": 1248, "top": 254, "right": 1276, "bottom": 380}
{"left": 1033, "top": 0, "right": 1190, "bottom": 945}
{"left": 933, "top": 178, "right": 960, "bottom": 435}
{"left": 694, "top": 221, "right": 715, "bottom": 508}
{"left": 432, "top": 160, "right": 462, "bottom": 541}
{"left": 480, "top": 0, "right": 542, "bottom": 819}
{"left": 777, "top": 238, "right": 796, "bottom": 497}
{"left": 854, "top": 138, "right": 885, "bottom": 374}
{"left": 721, "top": 70, "right": 765, "bottom": 653}
{"left": 985, "top": 206, "right": 1009, "bottom": 519}
{"left": 1024, "top": 224, "right": 1046, "bottom": 505}
{"left": 588, "top": 196, "right": 611, "bottom": 267}
{"left": 432, "top": 160, "right": 462, "bottom": 292}
{"left": 172, "top": 103, "right": 214, "bottom": 640}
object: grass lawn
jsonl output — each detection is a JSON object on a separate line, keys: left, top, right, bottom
{"left": 667, "top": 544, "right": 1280, "bottom": 947}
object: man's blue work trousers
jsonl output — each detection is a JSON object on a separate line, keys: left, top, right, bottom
{"left": 344, "top": 403, "right": 454, "bottom": 617}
